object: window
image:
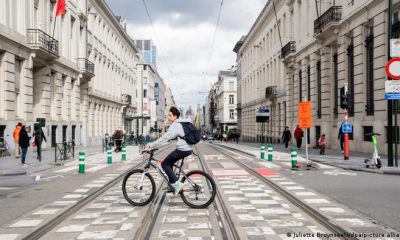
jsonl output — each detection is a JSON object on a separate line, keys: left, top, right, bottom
{"left": 143, "top": 89, "right": 147, "bottom": 98}
{"left": 229, "top": 81, "right": 234, "bottom": 91}
{"left": 333, "top": 53, "right": 339, "bottom": 118}
{"left": 347, "top": 39, "right": 355, "bottom": 116}
{"left": 363, "top": 126, "right": 373, "bottom": 142}
{"left": 298, "top": 69, "right": 302, "bottom": 102}
{"left": 229, "top": 109, "right": 235, "bottom": 119}
{"left": 317, "top": 61, "right": 322, "bottom": 118}
{"left": 143, "top": 77, "right": 147, "bottom": 84}
{"left": 15, "top": 59, "right": 22, "bottom": 118}
{"left": 365, "top": 28, "right": 374, "bottom": 115}
{"left": 229, "top": 95, "right": 234, "bottom": 104}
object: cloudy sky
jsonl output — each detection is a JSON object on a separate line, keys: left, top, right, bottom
{"left": 105, "top": 0, "right": 267, "bottom": 111}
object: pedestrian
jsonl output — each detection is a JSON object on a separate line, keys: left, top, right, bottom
{"left": 19, "top": 125, "right": 31, "bottom": 167}
{"left": 338, "top": 122, "right": 345, "bottom": 154}
{"left": 281, "top": 126, "right": 292, "bottom": 149}
{"left": 13, "top": 122, "right": 22, "bottom": 158}
{"left": 113, "top": 128, "right": 124, "bottom": 152}
{"left": 318, "top": 134, "right": 327, "bottom": 155}
{"left": 236, "top": 131, "right": 240, "bottom": 144}
{"left": 145, "top": 134, "right": 151, "bottom": 144}
{"left": 33, "top": 125, "right": 46, "bottom": 161}
{"left": 294, "top": 125, "right": 304, "bottom": 149}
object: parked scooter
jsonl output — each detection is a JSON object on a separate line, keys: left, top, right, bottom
{"left": 364, "top": 133, "right": 382, "bottom": 169}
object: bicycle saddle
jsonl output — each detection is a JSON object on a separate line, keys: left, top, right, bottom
{"left": 364, "top": 132, "right": 381, "bottom": 137}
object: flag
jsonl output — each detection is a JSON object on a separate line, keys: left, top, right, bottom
{"left": 55, "top": 0, "right": 66, "bottom": 16}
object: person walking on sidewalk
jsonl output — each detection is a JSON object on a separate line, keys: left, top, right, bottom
{"left": 338, "top": 122, "right": 345, "bottom": 154}
{"left": 294, "top": 125, "right": 304, "bottom": 149}
{"left": 113, "top": 128, "right": 124, "bottom": 153}
{"left": 19, "top": 125, "right": 31, "bottom": 167}
{"left": 13, "top": 122, "right": 22, "bottom": 158}
{"left": 318, "top": 134, "right": 327, "bottom": 155}
{"left": 34, "top": 125, "right": 46, "bottom": 161}
{"left": 281, "top": 126, "right": 292, "bottom": 149}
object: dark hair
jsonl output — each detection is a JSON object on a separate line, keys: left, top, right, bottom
{"left": 17, "top": 122, "right": 22, "bottom": 126}
{"left": 169, "top": 106, "right": 180, "bottom": 118}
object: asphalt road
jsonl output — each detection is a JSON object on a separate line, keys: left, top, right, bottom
{"left": 281, "top": 168, "right": 400, "bottom": 231}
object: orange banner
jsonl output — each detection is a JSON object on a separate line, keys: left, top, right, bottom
{"left": 298, "top": 101, "right": 312, "bottom": 129}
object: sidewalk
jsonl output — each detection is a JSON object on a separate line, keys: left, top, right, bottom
{"left": 212, "top": 140, "right": 400, "bottom": 175}
{"left": 0, "top": 144, "right": 103, "bottom": 176}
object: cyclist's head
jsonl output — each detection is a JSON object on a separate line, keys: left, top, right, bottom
{"left": 168, "top": 106, "right": 180, "bottom": 122}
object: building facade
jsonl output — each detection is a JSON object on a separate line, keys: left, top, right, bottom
{"left": 87, "top": 0, "right": 139, "bottom": 145}
{"left": 215, "top": 70, "right": 238, "bottom": 134}
{"left": 234, "top": 0, "right": 400, "bottom": 154}
{"left": 134, "top": 39, "right": 157, "bottom": 69}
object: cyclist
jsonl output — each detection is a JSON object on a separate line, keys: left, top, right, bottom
{"left": 145, "top": 106, "right": 193, "bottom": 196}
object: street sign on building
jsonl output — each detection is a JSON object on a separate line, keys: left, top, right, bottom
{"left": 298, "top": 102, "right": 312, "bottom": 128}
{"left": 256, "top": 108, "right": 270, "bottom": 122}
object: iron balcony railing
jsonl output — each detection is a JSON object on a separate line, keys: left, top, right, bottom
{"left": 393, "top": 21, "right": 400, "bottom": 38}
{"left": 265, "top": 86, "right": 277, "bottom": 99}
{"left": 314, "top": 6, "right": 342, "bottom": 34}
{"left": 27, "top": 29, "right": 59, "bottom": 56}
{"left": 281, "top": 41, "right": 296, "bottom": 59}
{"left": 77, "top": 58, "right": 95, "bottom": 76}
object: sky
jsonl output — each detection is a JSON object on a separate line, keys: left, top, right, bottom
{"left": 105, "top": 0, "right": 267, "bottom": 112}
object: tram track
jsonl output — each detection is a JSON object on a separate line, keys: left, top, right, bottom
{"left": 207, "top": 143, "right": 358, "bottom": 240}
{"left": 22, "top": 144, "right": 173, "bottom": 240}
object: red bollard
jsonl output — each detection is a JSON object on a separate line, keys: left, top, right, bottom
{"left": 344, "top": 133, "right": 349, "bottom": 160}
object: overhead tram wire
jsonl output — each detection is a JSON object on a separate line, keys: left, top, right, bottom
{"left": 142, "top": 0, "right": 174, "bottom": 77}
{"left": 204, "top": 0, "right": 224, "bottom": 83}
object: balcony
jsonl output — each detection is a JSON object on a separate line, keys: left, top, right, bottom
{"left": 265, "top": 86, "right": 277, "bottom": 99}
{"left": 393, "top": 21, "right": 400, "bottom": 38}
{"left": 27, "top": 29, "right": 59, "bottom": 59}
{"left": 281, "top": 41, "right": 296, "bottom": 60}
{"left": 314, "top": 6, "right": 342, "bottom": 39}
{"left": 121, "top": 94, "right": 132, "bottom": 106}
{"left": 77, "top": 58, "right": 95, "bottom": 78}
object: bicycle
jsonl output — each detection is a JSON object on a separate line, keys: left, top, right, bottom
{"left": 0, "top": 137, "right": 11, "bottom": 157}
{"left": 364, "top": 132, "right": 382, "bottom": 169}
{"left": 122, "top": 148, "right": 216, "bottom": 208}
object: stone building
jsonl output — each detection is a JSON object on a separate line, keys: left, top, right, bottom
{"left": 234, "top": 0, "right": 400, "bottom": 154}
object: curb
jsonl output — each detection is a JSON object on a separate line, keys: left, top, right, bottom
{"left": 215, "top": 143, "right": 400, "bottom": 175}
{"left": 0, "top": 170, "right": 27, "bottom": 176}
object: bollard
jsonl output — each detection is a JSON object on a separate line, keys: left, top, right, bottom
{"left": 79, "top": 152, "right": 85, "bottom": 173}
{"left": 268, "top": 144, "right": 273, "bottom": 161}
{"left": 122, "top": 144, "right": 126, "bottom": 161}
{"left": 260, "top": 144, "right": 265, "bottom": 160}
{"left": 291, "top": 148, "right": 298, "bottom": 169}
{"left": 107, "top": 147, "right": 112, "bottom": 164}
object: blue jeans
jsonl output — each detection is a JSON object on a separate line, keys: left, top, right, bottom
{"left": 21, "top": 147, "right": 28, "bottom": 164}
{"left": 162, "top": 149, "right": 192, "bottom": 183}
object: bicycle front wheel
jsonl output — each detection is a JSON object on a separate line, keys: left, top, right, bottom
{"left": 122, "top": 169, "right": 156, "bottom": 206}
{"left": 180, "top": 170, "right": 216, "bottom": 209}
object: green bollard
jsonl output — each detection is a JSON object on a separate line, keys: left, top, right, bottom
{"left": 291, "top": 148, "right": 298, "bottom": 169}
{"left": 107, "top": 147, "right": 112, "bottom": 164}
{"left": 79, "top": 152, "right": 85, "bottom": 174}
{"left": 122, "top": 144, "right": 126, "bottom": 161}
{"left": 260, "top": 144, "right": 265, "bottom": 160}
{"left": 268, "top": 144, "right": 273, "bottom": 161}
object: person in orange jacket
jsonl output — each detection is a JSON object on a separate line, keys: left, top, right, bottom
{"left": 13, "top": 122, "right": 22, "bottom": 158}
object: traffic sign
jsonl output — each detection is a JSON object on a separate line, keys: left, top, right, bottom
{"left": 385, "top": 58, "right": 400, "bottom": 79}
{"left": 342, "top": 122, "right": 352, "bottom": 134}
{"left": 256, "top": 108, "right": 270, "bottom": 122}
{"left": 385, "top": 80, "right": 400, "bottom": 100}
{"left": 390, "top": 39, "right": 400, "bottom": 57}
{"left": 298, "top": 101, "right": 312, "bottom": 128}
{"left": 385, "top": 93, "right": 400, "bottom": 100}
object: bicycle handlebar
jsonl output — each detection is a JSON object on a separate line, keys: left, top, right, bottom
{"left": 364, "top": 132, "right": 381, "bottom": 137}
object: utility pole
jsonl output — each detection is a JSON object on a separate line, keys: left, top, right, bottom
{"left": 388, "top": 0, "right": 394, "bottom": 166}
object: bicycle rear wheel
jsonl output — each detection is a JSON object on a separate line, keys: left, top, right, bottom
{"left": 122, "top": 169, "right": 156, "bottom": 206}
{"left": 180, "top": 170, "right": 216, "bottom": 209}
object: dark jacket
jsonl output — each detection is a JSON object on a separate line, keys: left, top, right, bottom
{"left": 282, "top": 130, "right": 291, "bottom": 142}
{"left": 34, "top": 128, "right": 46, "bottom": 143}
{"left": 19, "top": 129, "right": 31, "bottom": 148}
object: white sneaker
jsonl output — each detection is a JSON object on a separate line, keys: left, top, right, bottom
{"left": 173, "top": 181, "right": 183, "bottom": 196}
{"left": 22, "top": 164, "right": 27, "bottom": 167}
{"left": 341, "top": 151, "right": 344, "bottom": 154}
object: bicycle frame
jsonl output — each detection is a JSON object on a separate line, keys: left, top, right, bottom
{"left": 371, "top": 135, "right": 380, "bottom": 164}
{"left": 139, "top": 152, "right": 197, "bottom": 193}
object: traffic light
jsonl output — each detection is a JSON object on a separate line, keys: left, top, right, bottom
{"left": 340, "top": 87, "right": 348, "bottom": 109}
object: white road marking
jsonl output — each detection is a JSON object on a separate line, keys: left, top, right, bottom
{"left": 0, "top": 234, "right": 19, "bottom": 240}
{"left": 9, "top": 219, "right": 42, "bottom": 228}
{"left": 77, "top": 231, "right": 117, "bottom": 239}
{"left": 336, "top": 218, "right": 366, "bottom": 226}
{"left": 304, "top": 198, "right": 331, "bottom": 204}
{"left": 323, "top": 170, "right": 357, "bottom": 176}
{"left": 257, "top": 208, "right": 291, "bottom": 215}
{"left": 0, "top": 187, "right": 15, "bottom": 190}
{"left": 86, "top": 165, "right": 108, "bottom": 172}
{"left": 295, "top": 192, "right": 316, "bottom": 196}
{"left": 319, "top": 207, "right": 346, "bottom": 213}
{"left": 32, "top": 209, "right": 59, "bottom": 215}
{"left": 56, "top": 224, "right": 89, "bottom": 232}
{"left": 63, "top": 194, "right": 83, "bottom": 199}
{"left": 54, "top": 166, "right": 76, "bottom": 173}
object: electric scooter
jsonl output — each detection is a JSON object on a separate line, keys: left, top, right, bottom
{"left": 364, "top": 132, "right": 382, "bottom": 169}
